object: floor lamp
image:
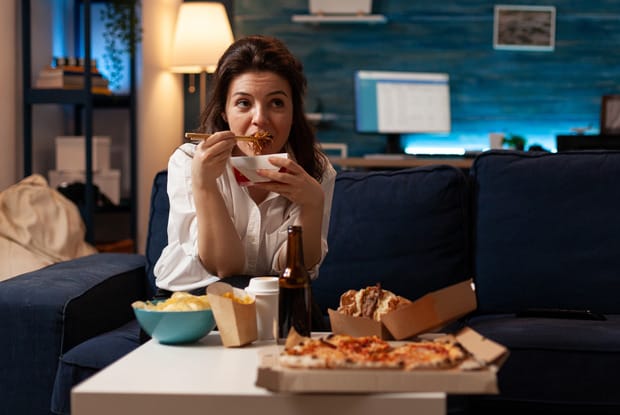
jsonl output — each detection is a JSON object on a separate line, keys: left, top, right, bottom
{"left": 170, "top": 2, "right": 234, "bottom": 112}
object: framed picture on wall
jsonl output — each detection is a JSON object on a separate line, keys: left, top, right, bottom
{"left": 601, "top": 95, "right": 620, "bottom": 135}
{"left": 493, "top": 5, "right": 556, "bottom": 51}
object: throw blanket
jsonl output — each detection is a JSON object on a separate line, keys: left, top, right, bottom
{"left": 0, "top": 174, "right": 96, "bottom": 281}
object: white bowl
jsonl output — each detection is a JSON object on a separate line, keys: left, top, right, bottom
{"left": 230, "top": 153, "right": 288, "bottom": 185}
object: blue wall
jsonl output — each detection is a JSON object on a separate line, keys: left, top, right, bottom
{"left": 233, "top": 0, "right": 620, "bottom": 155}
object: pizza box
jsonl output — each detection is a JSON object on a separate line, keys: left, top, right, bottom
{"left": 207, "top": 282, "right": 257, "bottom": 347}
{"left": 329, "top": 279, "right": 477, "bottom": 340}
{"left": 255, "top": 327, "right": 508, "bottom": 394}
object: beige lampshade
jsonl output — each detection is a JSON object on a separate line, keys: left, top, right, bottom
{"left": 170, "top": 2, "right": 234, "bottom": 74}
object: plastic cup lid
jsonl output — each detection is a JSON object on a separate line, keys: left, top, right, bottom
{"left": 246, "top": 276, "right": 279, "bottom": 293}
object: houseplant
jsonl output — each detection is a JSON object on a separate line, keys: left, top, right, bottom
{"left": 100, "top": 0, "right": 142, "bottom": 91}
{"left": 503, "top": 134, "right": 527, "bottom": 150}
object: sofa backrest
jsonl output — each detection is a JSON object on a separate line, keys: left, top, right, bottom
{"left": 471, "top": 150, "right": 620, "bottom": 314}
{"left": 145, "top": 167, "right": 473, "bottom": 311}
{"left": 145, "top": 170, "right": 169, "bottom": 298}
{"left": 314, "top": 166, "right": 473, "bottom": 313}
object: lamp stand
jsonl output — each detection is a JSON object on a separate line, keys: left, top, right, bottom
{"left": 188, "top": 74, "right": 196, "bottom": 93}
{"left": 199, "top": 71, "right": 207, "bottom": 113}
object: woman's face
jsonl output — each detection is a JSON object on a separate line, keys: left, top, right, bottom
{"left": 223, "top": 71, "right": 293, "bottom": 156}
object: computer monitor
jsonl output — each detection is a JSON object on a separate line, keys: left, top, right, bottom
{"left": 354, "top": 70, "right": 451, "bottom": 153}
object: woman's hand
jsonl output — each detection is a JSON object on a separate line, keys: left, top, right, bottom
{"left": 254, "top": 156, "right": 326, "bottom": 269}
{"left": 191, "top": 131, "right": 236, "bottom": 190}
{"left": 254, "top": 156, "right": 324, "bottom": 209}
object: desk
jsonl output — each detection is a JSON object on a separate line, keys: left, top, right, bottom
{"left": 72, "top": 333, "right": 445, "bottom": 415}
{"left": 556, "top": 134, "right": 620, "bottom": 151}
{"left": 331, "top": 157, "right": 473, "bottom": 170}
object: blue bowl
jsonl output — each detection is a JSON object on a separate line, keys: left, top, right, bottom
{"left": 133, "top": 306, "right": 216, "bottom": 345}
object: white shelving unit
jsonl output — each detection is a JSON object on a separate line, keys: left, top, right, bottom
{"left": 306, "top": 112, "right": 339, "bottom": 123}
{"left": 291, "top": 14, "right": 387, "bottom": 24}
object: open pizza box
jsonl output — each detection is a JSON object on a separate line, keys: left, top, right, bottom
{"left": 207, "top": 282, "right": 257, "bottom": 347}
{"left": 255, "top": 326, "right": 508, "bottom": 394}
{"left": 328, "top": 279, "right": 477, "bottom": 340}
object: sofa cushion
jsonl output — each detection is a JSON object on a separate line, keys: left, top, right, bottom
{"left": 468, "top": 314, "right": 620, "bottom": 353}
{"left": 467, "top": 313, "right": 620, "bottom": 407}
{"left": 51, "top": 320, "right": 142, "bottom": 415}
{"left": 471, "top": 151, "right": 620, "bottom": 314}
{"left": 314, "top": 165, "right": 472, "bottom": 313}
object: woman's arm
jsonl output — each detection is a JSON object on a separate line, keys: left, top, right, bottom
{"left": 192, "top": 133, "right": 246, "bottom": 277}
{"left": 153, "top": 147, "right": 224, "bottom": 291}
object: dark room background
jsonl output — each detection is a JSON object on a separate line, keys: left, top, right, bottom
{"left": 184, "top": 0, "right": 620, "bottom": 155}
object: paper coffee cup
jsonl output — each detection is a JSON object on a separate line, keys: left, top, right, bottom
{"left": 245, "top": 277, "right": 279, "bottom": 341}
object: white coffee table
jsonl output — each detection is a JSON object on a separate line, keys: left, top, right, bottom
{"left": 72, "top": 332, "right": 446, "bottom": 415}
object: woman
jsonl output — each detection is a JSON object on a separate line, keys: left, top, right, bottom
{"left": 154, "top": 35, "right": 336, "bottom": 295}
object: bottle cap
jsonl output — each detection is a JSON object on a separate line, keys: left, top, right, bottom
{"left": 246, "top": 276, "right": 279, "bottom": 294}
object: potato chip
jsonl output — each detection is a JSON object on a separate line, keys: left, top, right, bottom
{"left": 132, "top": 292, "right": 211, "bottom": 311}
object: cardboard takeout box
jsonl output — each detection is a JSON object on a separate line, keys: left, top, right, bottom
{"left": 255, "top": 327, "right": 508, "bottom": 394}
{"left": 207, "top": 282, "right": 257, "bottom": 347}
{"left": 329, "top": 279, "right": 477, "bottom": 340}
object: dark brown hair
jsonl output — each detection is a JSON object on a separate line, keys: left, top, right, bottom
{"left": 199, "top": 35, "right": 327, "bottom": 181}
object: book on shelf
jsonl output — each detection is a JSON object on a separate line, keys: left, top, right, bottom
{"left": 35, "top": 66, "right": 111, "bottom": 94}
{"left": 34, "top": 82, "right": 112, "bottom": 95}
{"left": 38, "top": 85, "right": 113, "bottom": 95}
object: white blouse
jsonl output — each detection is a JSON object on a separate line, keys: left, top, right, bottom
{"left": 154, "top": 143, "right": 337, "bottom": 292}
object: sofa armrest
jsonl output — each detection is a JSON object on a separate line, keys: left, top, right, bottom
{"left": 0, "top": 253, "right": 146, "bottom": 414}
{"left": 0, "top": 252, "right": 147, "bottom": 352}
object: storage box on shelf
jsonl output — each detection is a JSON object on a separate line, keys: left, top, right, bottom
{"left": 55, "top": 135, "right": 111, "bottom": 172}
{"left": 49, "top": 135, "right": 121, "bottom": 205}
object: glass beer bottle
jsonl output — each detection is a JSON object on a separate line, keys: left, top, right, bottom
{"left": 278, "top": 226, "right": 312, "bottom": 342}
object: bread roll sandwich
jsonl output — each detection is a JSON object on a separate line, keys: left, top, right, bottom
{"left": 337, "top": 284, "right": 411, "bottom": 321}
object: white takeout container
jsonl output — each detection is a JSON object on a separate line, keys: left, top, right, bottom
{"left": 207, "top": 282, "right": 257, "bottom": 347}
{"left": 329, "top": 279, "right": 477, "bottom": 340}
{"left": 230, "top": 153, "right": 288, "bottom": 186}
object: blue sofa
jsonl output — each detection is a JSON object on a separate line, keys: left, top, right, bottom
{"left": 2, "top": 150, "right": 620, "bottom": 414}
{"left": 466, "top": 151, "right": 620, "bottom": 414}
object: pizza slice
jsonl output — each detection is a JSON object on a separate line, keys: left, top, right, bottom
{"left": 387, "top": 339, "right": 467, "bottom": 370}
{"left": 280, "top": 335, "right": 347, "bottom": 369}
{"left": 279, "top": 333, "right": 470, "bottom": 371}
